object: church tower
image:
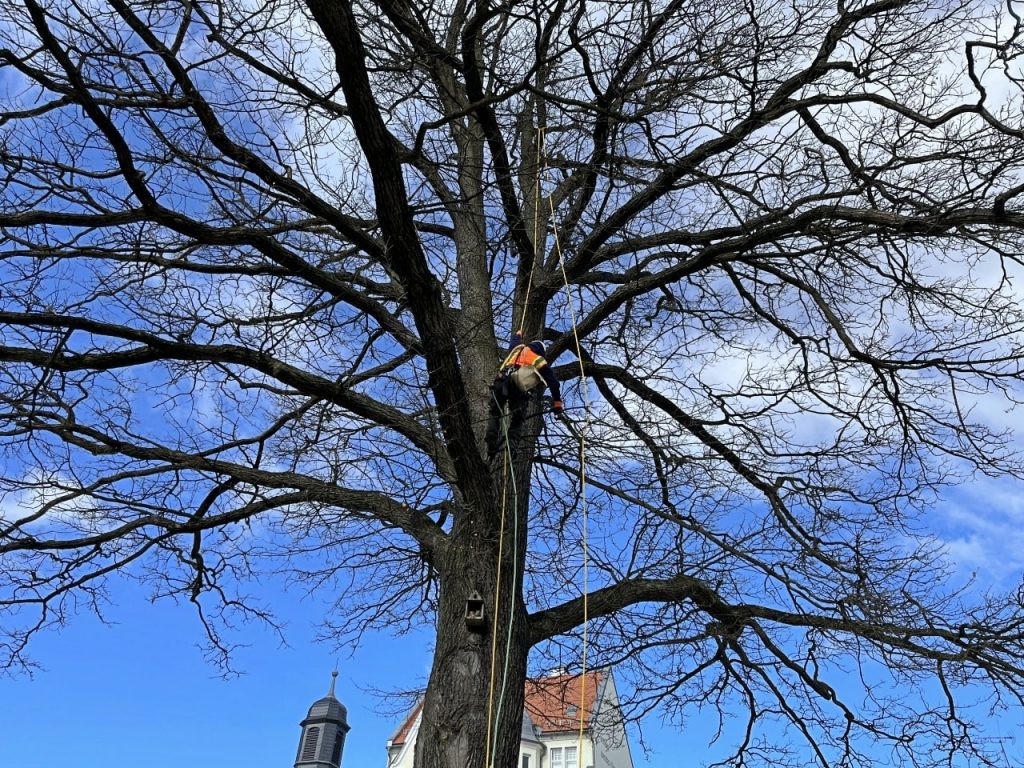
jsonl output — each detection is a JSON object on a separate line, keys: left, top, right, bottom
{"left": 294, "top": 670, "right": 350, "bottom": 768}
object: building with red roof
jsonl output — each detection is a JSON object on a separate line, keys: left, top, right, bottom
{"left": 385, "top": 668, "right": 633, "bottom": 768}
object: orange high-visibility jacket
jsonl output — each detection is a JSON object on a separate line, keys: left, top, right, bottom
{"left": 501, "top": 344, "right": 545, "bottom": 370}
{"left": 497, "top": 335, "right": 561, "bottom": 401}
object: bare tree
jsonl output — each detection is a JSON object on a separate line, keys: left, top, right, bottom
{"left": 3, "top": 0, "right": 1024, "bottom": 765}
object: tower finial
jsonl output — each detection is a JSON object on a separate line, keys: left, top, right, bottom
{"left": 328, "top": 666, "right": 339, "bottom": 698}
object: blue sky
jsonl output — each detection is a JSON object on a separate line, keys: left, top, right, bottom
{"left": 0, "top": 573, "right": 700, "bottom": 768}
{"left": 2, "top": 473, "right": 1023, "bottom": 768}
{"left": 0, "top": 575, "right": 439, "bottom": 768}
{"left": 4, "top": 514, "right": 1020, "bottom": 768}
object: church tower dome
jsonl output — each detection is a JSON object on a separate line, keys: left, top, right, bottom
{"left": 294, "top": 670, "right": 350, "bottom": 768}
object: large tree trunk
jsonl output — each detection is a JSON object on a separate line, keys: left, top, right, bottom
{"left": 418, "top": 459, "right": 532, "bottom": 768}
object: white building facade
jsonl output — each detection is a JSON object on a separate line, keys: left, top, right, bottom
{"left": 386, "top": 668, "right": 634, "bottom": 768}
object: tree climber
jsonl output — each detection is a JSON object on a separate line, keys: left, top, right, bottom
{"left": 486, "top": 330, "right": 564, "bottom": 461}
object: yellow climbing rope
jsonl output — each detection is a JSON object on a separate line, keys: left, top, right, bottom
{"left": 547, "top": 173, "right": 592, "bottom": 757}
{"left": 484, "top": 118, "right": 591, "bottom": 767}
{"left": 484, "top": 123, "right": 546, "bottom": 768}
{"left": 483, "top": 413, "right": 510, "bottom": 768}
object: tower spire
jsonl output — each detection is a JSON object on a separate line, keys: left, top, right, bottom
{"left": 294, "top": 668, "right": 350, "bottom": 768}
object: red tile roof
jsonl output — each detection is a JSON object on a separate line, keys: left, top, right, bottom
{"left": 389, "top": 699, "right": 423, "bottom": 746}
{"left": 390, "top": 669, "right": 604, "bottom": 745}
{"left": 524, "top": 669, "right": 603, "bottom": 733}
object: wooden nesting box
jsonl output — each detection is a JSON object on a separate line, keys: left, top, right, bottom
{"left": 465, "top": 590, "right": 486, "bottom": 632}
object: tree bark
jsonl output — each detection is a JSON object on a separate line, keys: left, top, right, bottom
{"left": 418, "top": 460, "right": 531, "bottom": 768}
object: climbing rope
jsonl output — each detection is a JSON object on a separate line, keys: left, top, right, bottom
{"left": 483, "top": 393, "right": 509, "bottom": 768}
{"left": 485, "top": 121, "right": 550, "bottom": 768}
{"left": 494, "top": 400, "right": 522, "bottom": 768}
{"left": 547, "top": 175, "right": 592, "bottom": 756}
{"left": 515, "top": 124, "right": 545, "bottom": 334}
{"left": 484, "top": 118, "right": 592, "bottom": 767}
{"left": 484, "top": 392, "right": 521, "bottom": 768}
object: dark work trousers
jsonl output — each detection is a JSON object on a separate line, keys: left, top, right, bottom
{"left": 486, "top": 376, "right": 532, "bottom": 460}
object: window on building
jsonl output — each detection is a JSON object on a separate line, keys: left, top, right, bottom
{"left": 522, "top": 754, "right": 530, "bottom": 768}
{"left": 551, "top": 747, "right": 564, "bottom": 768}
{"left": 565, "top": 745, "right": 578, "bottom": 768}
{"left": 301, "top": 726, "right": 320, "bottom": 761}
{"left": 331, "top": 728, "right": 345, "bottom": 765}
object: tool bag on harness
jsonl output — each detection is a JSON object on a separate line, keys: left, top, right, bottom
{"left": 500, "top": 342, "right": 547, "bottom": 393}
{"left": 507, "top": 364, "right": 543, "bottom": 393}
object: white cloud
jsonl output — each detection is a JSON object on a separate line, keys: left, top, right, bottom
{"left": 938, "top": 476, "right": 1024, "bottom": 582}
{"left": 0, "top": 470, "right": 103, "bottom": 536}
{"left": 0, "top": 489, "right": 33, "bottom": 527}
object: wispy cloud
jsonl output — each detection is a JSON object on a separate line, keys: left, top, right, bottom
{"left": 0, "top": 470, "right": 103, "bottom": 536}
{"left": 937, "top": 477, "right": 1024, "bottom": 583}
